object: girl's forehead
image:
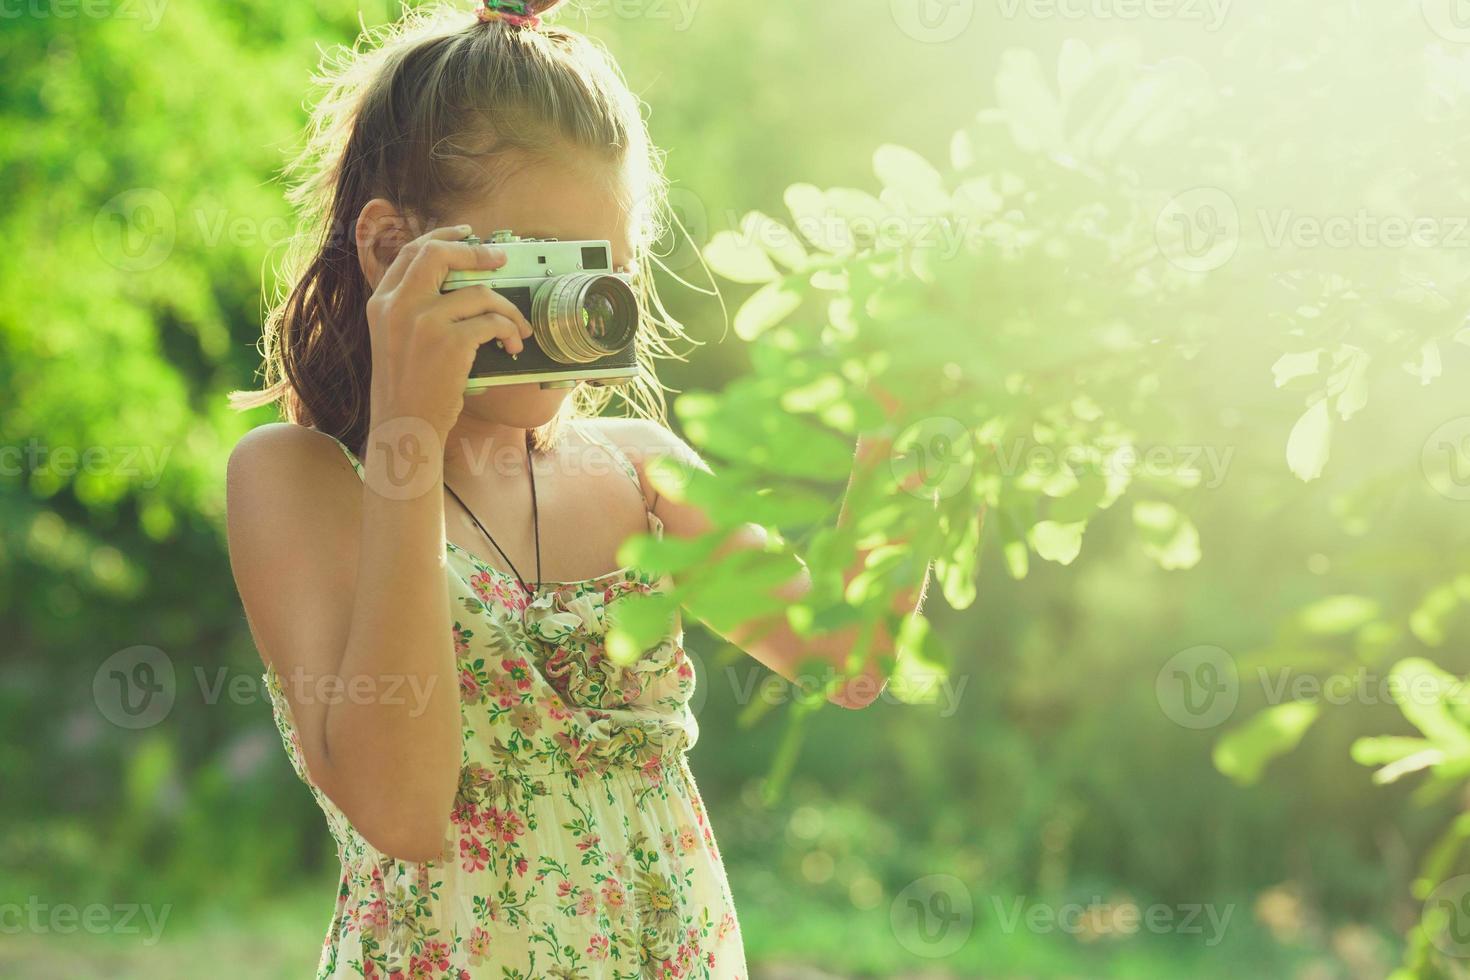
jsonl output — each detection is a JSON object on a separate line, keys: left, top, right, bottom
{"left": 460, "top": 157, "right": 638, "bottom": 257}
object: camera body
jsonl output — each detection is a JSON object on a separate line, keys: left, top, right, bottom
{"left": 441, "top": 231, "right": 640, "bottom": 391}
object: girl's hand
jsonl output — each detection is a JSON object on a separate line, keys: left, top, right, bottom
{"left": 365, "top": 225, "right": 534, "bottom": 438}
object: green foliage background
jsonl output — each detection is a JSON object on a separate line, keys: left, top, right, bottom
{"left": 7, "top": 1, "right": 1470, "bottom": 977}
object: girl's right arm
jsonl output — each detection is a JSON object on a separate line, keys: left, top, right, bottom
{"left": 226, "top": 225, "right": 531, "bottom": 863}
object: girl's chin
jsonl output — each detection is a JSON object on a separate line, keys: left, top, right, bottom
{"left": 460, "top": 383, "right": 572, "bottom": 428}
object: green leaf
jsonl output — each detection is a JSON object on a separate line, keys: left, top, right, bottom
{"left": 704, "top": 229, "right": 778, "bottom": 283}
{"left": 1387, "top": 659, "right": 1470, "bottom": 751}
{"left": 935, "top": 509, "right": 983, "bottom": 610}
{"left": 1351, "top": 736, "right": 1433, "bottom": 767}
{"left": 1131, "top": 501, "right": 1201, "bottom": 571}
{"left": 606, "top": 592, "right": 680, "bottom": 666}
{"left": 1405, "top": 339, "right": 1443, "bottom": 386}
{"left": 740, "top": 210, "right": 808, "bottom": 272}
{"left": 1213, "top": 702, "right": 1321, "bottom": 786}
{"left": 1271, "top": 349, "right": 1322, "bottom": 387}
{"left": 873, "top": 143, "right": 950, "bottom": 215}
{"left": 995, "top": 49, "right": 1064, "bottom": 153}
{"left": 1295, "top": 595, "right": 1380, "bottom": 635}
{"left": 1351, "top": 736, "right": 1446, "bottom": 786}
{"left": 1332, "top": 348, "right": 1371, "bottom": 421}
{"left": 1029, "top": 520, "right": 1085, "bottom": 565}
{"left": 733, "top": 280, "right": 803, "bottom": 340}
{"left": 1410, "top": 578, "right": 1470, "bottom": 647}
{"left": 889, "top": 616, "right": 951, "bottom": 706}
{"left": 1286, "top": 398, "right": 1332, "bottom": 482}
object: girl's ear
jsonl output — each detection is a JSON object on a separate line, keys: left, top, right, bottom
{"left": 355, "top": 198, "right": 415, "bottom": 290}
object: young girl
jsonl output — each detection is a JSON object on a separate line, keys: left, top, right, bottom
{"left": 227, "top": 2, "right": 917, "bottom": 977}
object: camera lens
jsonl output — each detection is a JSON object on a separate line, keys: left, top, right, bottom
{"left": 531, "top": 273, "right": 638, "bottom": 364}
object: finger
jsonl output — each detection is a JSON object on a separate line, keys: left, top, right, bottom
{"left": 376, "top": 225, "right": 482, "bottom": 295}
{"left": 456, "top": 312, "right": 527, "bottom": 357}
{"left": 437, "top": 284, "right": 533, "bottom": 338}
{"left": 402, "top": 236, "right": 508, "bottom": 296}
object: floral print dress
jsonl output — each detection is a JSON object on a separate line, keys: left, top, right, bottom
{"left": 262, "top": 426, "right": 746, "bottom": 980}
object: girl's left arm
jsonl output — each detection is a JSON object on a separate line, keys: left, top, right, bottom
{"left": 602, "top": 418, "right": 932, "bottom": 710}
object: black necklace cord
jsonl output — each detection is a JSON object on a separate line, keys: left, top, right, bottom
{"left": 443, "top": 439, "right": 542, "bottom": 596}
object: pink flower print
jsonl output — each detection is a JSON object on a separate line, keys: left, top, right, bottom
{"left": 451, "top": 802, "right": 484, "bottom": 833}
{"left": 406, "top": 955, "right": 434, "bottom": 980}
{"left": 537, "top": 692, "right": 570, "bottom": 720}
{"left": 469, "top": 571, "right": 497, "bottom": 607}
{"left": 363, "top": 899, "right": 390, "bottom": 940}
{"left": 553, "top": 731, "right": 591, "bottom": 771}
{"left": 514, "top": 856, "right": 528, "bottom": 876}
{"left": 460, "top": 835, "right": 489, "bottom": 873}
{"left": 467, "top": 928, "right": 492, "bottom": 965}
{"left": 576, "top": 834, "right": 600, "bottom": 853}
{"left": 488, "top": 675, "right": 520, "bottom": 709}
{"left": 452, "top": 624, "right": 472, "bottom": 657}
{"left": 600, "top": 879, "right": 626, "bottom": 910}
{"left": 500, "top": 656, "right": 534, "bottom": 691}
{"left": 422, "top": 940, "right": 451, "bottom": 971}
{"left": 557, "top": 880, "right": 575, "bottom": 898}
{"left": 717, "top": 911, "right": 736, "bottom": 941}
{"left": 459, "top": 667, "right": 482, "bottom": 704}
{"left": 509, "top": 704, "right": 539, "bottom": 736}
{"left": 677, "top": 826, "right": 698, "bottom": 854}
{"left": 486, "top": 806, "right": 525, "bottom": 844}
{"left": 587, "top": 934, "right": 611, "bottom": 960}
{"left": 660, "top": 832, "right": 676, "bottom": 856}
{"left": 488, "top": 575, "right": 529, "bottom": 613}
{"left": 576, "top": 892, "right": 597, "bottom": 916}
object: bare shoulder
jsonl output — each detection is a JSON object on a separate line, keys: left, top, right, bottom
{"left": 582, "top": 416, "right": 711, "bottom": 524}
{"left": 226, "top": 423, "right": 362, "bottom": 542}
{"left": 228, "top": 423, "right": 356, "bottom": 491}
{"left": 585, "top": 416, "right": 702, "bottom": 468}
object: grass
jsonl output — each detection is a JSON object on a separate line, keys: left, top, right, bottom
{"left": 0, "top": 875, "right": 1387, "bottom": 979}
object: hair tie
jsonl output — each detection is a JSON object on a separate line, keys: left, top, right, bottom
{"left": 477, "top": 0, "right": 540, "bottom": 28}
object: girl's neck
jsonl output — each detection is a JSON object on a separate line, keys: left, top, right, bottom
{"left": 444, "top": 416, "right": 533, "bottom": 486}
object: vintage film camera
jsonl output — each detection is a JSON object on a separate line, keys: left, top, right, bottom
{"left": 441, "top": 230, "right": 640, "bottom": 390}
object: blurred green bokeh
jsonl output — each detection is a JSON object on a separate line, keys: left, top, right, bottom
{"left": 9, "top": 1, "right": 1470, "bottom": 978}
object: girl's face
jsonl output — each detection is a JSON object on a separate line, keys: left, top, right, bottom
{"left": 452, "top": 155, "right": 638, "bottom": 431}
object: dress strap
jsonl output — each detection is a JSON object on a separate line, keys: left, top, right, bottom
{"left": 575, "top": 420, "right": 645, "bottom": 498}
{"left": 323, "top": 432, "right": 364, "bottom": 479}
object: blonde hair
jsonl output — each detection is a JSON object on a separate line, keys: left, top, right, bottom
{"left": 233, "top": 1, "right": 683, "bottom": 453}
